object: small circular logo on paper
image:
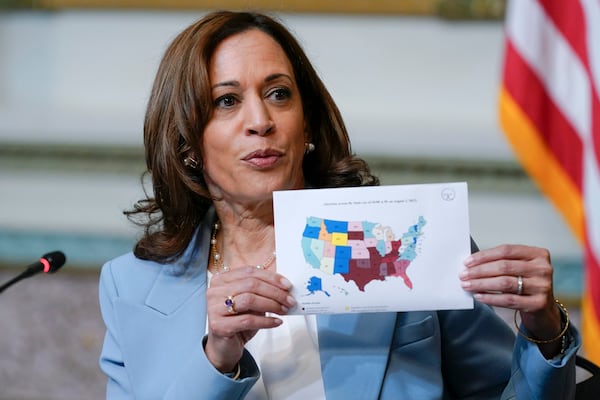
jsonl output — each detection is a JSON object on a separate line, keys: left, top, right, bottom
{"left": 441, "top": 188, "right": 456, "bottom": 201}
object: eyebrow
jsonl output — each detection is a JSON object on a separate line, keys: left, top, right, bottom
{"left": 212, "top": 80, "right": 239, "bottom": 90}
{"left": 211, "top": 73, "right": 293, "bottom": 90}
{"left": 265, "top": 73, "right": 293, "bottom": 83}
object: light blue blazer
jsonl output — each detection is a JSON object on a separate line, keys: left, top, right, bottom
{"left": 99, "top": 209, "right": 580, "bottom": 399}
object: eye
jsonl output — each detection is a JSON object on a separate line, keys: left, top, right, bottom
{"left": 214, "top": 94, "right": 238, "bottom": 108}
{"left": 267, "top": 88, "right": 291, "bottom": 102}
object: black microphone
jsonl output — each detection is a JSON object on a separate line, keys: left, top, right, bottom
{"left": 0, "top": 251, "right": 66, "bottom": 294}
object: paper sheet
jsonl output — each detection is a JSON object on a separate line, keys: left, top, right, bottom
{"left": 273, "top": 182, "right": 474, "bottom": 314}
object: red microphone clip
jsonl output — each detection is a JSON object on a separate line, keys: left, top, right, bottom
{"left": 40, "top": 258, "right": 51, "bottom": 273}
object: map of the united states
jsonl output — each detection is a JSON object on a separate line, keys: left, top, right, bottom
{"left": 301, "top": 216, "right": 426, "bottom": 292}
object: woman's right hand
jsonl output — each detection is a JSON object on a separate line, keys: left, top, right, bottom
{"left": 204, "top": 266, "right": 296, "bottom": 373}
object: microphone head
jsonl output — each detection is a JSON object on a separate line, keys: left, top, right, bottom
{"left": 41, "top": 251, "right": 66, "bottom": 273}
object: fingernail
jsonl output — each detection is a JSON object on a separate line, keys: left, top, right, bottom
{"left": 281, "top": 306, "right": 289, "bottom": 313}
{"left": 463, "top": 255, "right": 474, "bottom": 266}
{"left": 460, "top": 280, "right": 471, "bottom": 288}
{"left": 286, "top": 295, "right": 297, "bottom": 307}
{"left": 459, "top": 269, "right": 468, "bottom": 279}
{"left": 280, "top": 277, "right": 292, "bottom": 289}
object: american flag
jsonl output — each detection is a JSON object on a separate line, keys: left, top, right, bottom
{"left": 499, "top": 0, "right": 600, "bottom": 362}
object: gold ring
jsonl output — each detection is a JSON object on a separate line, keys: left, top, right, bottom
{"left": 225, "top": 295, "right": 236, "bottom": 314}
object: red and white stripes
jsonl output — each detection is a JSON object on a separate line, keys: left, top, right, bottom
{"left": 499, "top": 0, "right": 600, "bottom": 362}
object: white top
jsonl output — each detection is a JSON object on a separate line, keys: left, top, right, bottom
{"left": 207, "top": 271, "right": 326, "bottom": 399}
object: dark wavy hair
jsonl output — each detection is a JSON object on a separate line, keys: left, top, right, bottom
{"left": 127, "top": 10, "right": 379, "bottom": 262}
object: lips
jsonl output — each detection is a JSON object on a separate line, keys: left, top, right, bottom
{"left": 242, "top": 149, "right": 283, "bottom": 167}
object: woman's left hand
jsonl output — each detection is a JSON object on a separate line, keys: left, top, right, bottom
{"left": 459, "top": 244, "right": 564, "bottom": 358}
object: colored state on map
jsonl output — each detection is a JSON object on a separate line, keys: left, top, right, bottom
{"left": 306, "top": 276, "right": 331, "bottom": 297}
{"left": 301, "top": 216, "right": 426, "bottom": 292}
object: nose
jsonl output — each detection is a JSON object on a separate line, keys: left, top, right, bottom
{"left": 245, "top": 97, "right": 274, "bottom": 136}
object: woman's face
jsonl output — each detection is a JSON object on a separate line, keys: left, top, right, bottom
{"left": 201, "top": 29, "right": 307, "bottom": 205}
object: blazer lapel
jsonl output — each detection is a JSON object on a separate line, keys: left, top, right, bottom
{"left": 145, "top": 208, "right": 215, "bottom": 315}
{"left": 317, "top": 312, "right": 397, "bottom": 399}
{"left": 144, "top": 261, "right": 207, "bottom": 315}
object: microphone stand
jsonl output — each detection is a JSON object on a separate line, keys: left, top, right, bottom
{"left": 0, "top": 269, "right": 37, "bottom": 294}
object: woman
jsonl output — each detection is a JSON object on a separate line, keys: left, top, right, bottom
{"left": 99, "top": 10, "right": 580, "bottom": 399}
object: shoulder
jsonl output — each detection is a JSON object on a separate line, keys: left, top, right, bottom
{"left": 99, "top": 210, "right": 214, "bottom": 309}
{"left": 99, "top": 252, "right": 165, "bottom": 303}
{"left": 102, "top": 251, "right": 162, "bottom": 276}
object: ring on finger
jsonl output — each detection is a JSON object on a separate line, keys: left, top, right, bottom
{"left": 516, "top": 275, "right": 523, "bottom": 295}
{"left": 225, "top": 295, "right": 237, "bottom": 314}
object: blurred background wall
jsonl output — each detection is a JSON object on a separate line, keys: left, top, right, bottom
{"left": 0, "top": 1, "right": 583, "bottom": 399}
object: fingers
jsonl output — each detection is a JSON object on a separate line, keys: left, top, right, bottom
{"left": 219, "top": 290, "right": 294, "bottom": 316}
{"left": 461, "top": 274, "right": 521, "bottom": 294}
{"left": 209, "top": 311, "right": 283, "bottom": 338}
{"left": 205, "top": 267, "right": 295, "bottom": 370}
{"left": 209, "top": 266, "right": 296, "bottom": 315}
{"left": 460, "top": 244, "right": 564, "bottom": 352}
{"left": 461, "top": 245, "right": 552, "bottom": 283}
{"left": 464, "top": 244, "right": 551, "bottom": 266}
{"left": 206, "top": 267, "right": 296, "bottom": 340}
{"left": 460, "top": 244, "right": 554, "bottom": 313}
{"left": 211, "top": 265, "right": 293, "bottom": 293}
{"left": 471, "top": 291, "right": 547, "bottom": 311}
{"left": 460, "top": 272, "right": 551, "bottom": 295}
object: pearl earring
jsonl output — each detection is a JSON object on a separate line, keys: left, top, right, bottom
{"left": 304, "top": 142, "right": 315, "bottom": 154}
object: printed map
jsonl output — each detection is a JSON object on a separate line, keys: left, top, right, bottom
{"left": 301, "top": 216, "right": 426, "bottom": 293}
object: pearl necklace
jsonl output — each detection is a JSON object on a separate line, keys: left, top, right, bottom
{"left": 210, "top": 221, "right": 276, "bottom": 273}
